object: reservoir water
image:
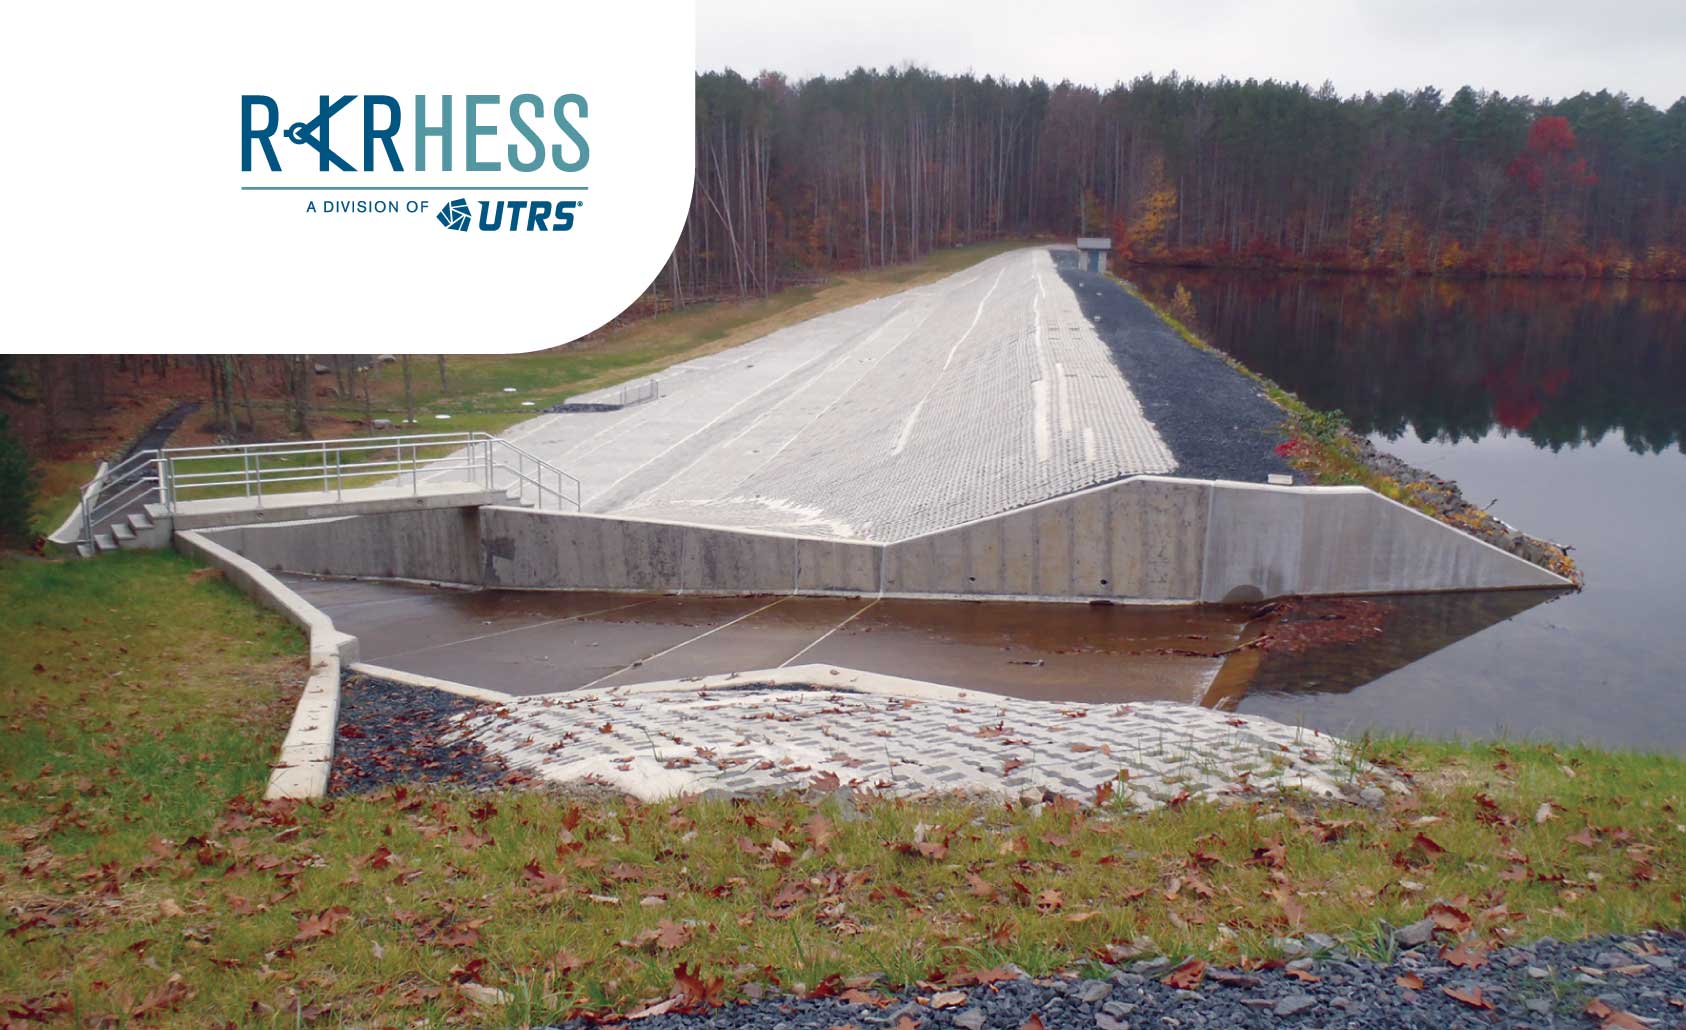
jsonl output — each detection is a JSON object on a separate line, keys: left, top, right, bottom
{"left": 1129, "top": 269, "right": 1686, "bottom": 752}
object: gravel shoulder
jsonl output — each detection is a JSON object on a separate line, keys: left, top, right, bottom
{"left": 1052, "top": 252, "right": 1293, "bottom": 485}
{"left": 557, "top": 931, "right": 1686, "bottom": 1029}
{"left": 329, "top": 674, "right": 512, "bottom": 794}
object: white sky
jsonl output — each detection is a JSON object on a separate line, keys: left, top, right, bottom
{"left": 698, "top": 0, "right": 1685, "bottom": 107}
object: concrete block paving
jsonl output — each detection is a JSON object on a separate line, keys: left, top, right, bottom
{"left": 450, "top": 675, "right": 1374, "bottom": 807}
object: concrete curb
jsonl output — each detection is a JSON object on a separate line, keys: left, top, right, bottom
{"left": 600, "top": 662, "right": 986, "bottom": 702}
{"left": 348, "top": 662, "right": 517, "bottom": 704}
{"left": 46, "top": 459, "right": 106, "bottom": 549}
{"left": 347, "top": 660, "right": 990, "bottom": 706}
{"left": 173, "top": 530, "right": 358, "bottom": 801}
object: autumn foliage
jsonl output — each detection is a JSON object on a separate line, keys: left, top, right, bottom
{"left": 660, "top": 71, "right": 1686, "bottom": 309}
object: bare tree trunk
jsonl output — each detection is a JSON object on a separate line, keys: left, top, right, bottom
{"left": 401, "top": 355, "right": 415, "bottom": 428}
{"left": 436, "top": 356, "right": 449, "bottom": 394}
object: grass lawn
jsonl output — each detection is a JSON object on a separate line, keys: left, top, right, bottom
{"left": 28, "top": 459, "right": 96, "bottom": 539}
{"left": 2, "top": 553, "right": 1681, "bottom": 1025}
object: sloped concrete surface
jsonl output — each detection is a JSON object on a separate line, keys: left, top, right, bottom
{"left": 501, "top": 248, "right": 1174, "bottom": 541}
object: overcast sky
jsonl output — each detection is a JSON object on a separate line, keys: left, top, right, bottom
{"left": 698, "top": 0, "right": 1685, "bottom": 107}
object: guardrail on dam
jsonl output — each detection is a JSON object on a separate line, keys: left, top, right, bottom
{"left": 191, "top": 475, "right": 1571, "bottom": 603}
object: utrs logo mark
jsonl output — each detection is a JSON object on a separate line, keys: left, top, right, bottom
{"left": 437, "top": 199, "right": 471, "bottom": 231}
{"left": 437, "top": 199, "right": 579, "bottom": 233}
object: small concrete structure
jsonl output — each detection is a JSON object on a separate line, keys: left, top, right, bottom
{"left": 166, "top": 482, "right": 514, "bottom": 531}
{"left": 1076, "top": 237, "right": 1113, "bottom": 273}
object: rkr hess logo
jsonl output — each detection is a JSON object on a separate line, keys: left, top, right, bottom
{"left": 436, "top": 198, "right": 579, "bottom": 232}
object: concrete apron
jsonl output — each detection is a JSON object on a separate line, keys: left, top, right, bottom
{"left": 172, "top": 527, "right": 1298, "bottom": 803}
{"left": 280, "top": 574, "right": 1255, "bottom": 705}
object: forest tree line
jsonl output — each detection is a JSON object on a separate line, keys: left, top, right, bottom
{"left": 661, "top": 68, "right": 1686, "bottom": 306}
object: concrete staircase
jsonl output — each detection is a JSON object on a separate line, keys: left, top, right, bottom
{"left": 76, "top": 510, "right": 172, "bottom": 558}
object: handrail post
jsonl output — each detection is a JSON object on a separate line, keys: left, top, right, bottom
{"left": 335, "top": 448, "right": 343, "bottom": 501}
{"left": 321, "top": 443, "right": 329, "bottom": 494}
{"left": 242, "top": 450, "right": 251, "bottom": 498}
{"left": 254, "top": 452, "right": 263, "bottom": 506}
{"left": 411, "top": 443, "right": 419, "bottom": 496}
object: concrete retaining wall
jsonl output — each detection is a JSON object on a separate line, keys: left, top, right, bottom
{"left": 200, "top": 477, "right": 1570, "bottom": 603}
{"left": 202, "top": 508, "right": 482, "bottom": 584}
{"left": 478, "top": 507, "right": 880, "bottom": 593}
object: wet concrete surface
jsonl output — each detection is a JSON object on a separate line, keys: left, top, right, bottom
{"left": 282, "top": 575, "right": 1249, "bottom": 703}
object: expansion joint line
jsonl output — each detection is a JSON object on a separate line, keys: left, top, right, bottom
{"left": 779, "top": 597, "right": 880, "bottom": 668}
{"left": 369, "top": 597, "right": 660, "bottom": 662}
{"left": 577, "top": 596, "right": 793, "bottom": 690}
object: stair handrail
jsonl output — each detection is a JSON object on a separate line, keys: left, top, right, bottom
{"left": 72, "top": 431, "right": 584, "bottom": 549}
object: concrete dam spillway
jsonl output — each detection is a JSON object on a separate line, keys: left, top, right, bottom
{"left": 178, "top": 246, "right": 1568, "bottom": 607}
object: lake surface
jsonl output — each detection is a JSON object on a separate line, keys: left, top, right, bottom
{"left": 1130, "top": 268, "right": 1686, "bottom": 753}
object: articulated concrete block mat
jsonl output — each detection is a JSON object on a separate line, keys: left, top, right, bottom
{"left": 447, "top": 664, "right": 1386, "bottom": 808}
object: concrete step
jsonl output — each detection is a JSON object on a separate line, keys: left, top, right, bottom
{"left": 111, "top": 523, "right": 135, "bottom": 543}
{"left": 93, "top": 533, "right": 117, "bottom": 553}
{"left": 76, "top": 543, "right": 95, "bottom": 559}
{"left": 128, "top": 512, "right": 154, "bottom": 532}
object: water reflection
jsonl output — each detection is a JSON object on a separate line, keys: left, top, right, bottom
{"left": 1128, "top": 267, "right": 1686, "bottom": 752}
{"left": 1128, "top": 269, "right": 1686, "bottom": 455}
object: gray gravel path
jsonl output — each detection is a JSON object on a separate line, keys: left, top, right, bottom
{"left": 1054, "top": 253, "right": 1294, "bottom": 485}
{"left": 554, "top": 931, "right": 1685, "bottom": 1029}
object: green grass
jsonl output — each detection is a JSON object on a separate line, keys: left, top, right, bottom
{"left": 28, "top": 459, "right": 96, "bottom": 538}
{"left": 1, "top": 552, "right": 1680, "bottom": 1024}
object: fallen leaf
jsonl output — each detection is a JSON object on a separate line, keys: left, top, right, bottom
{"left": 674, "top": 963, "right": 725, "bottom": 1012}
{"left": 1440, "top": 942, "right": 1488, "bottom": 969}
{"left": 459, "top": 982, "right": 511, "bottom": 1006}
{"left": 1426, "top": 902, "right": 1472, "bottom": 934}
{"left": 130, "top": 974, "right": 193, "bottom": 1017}
{"left": 1442, "top": 985, "right": 1493, "bottom": 1010}
{"left": 655, "top": 919, "right": 692, "bottom": 952}
{"left": 1535, "top": 802, "right": 1556, "bottom": 824}
{"left": 1021, "top": 1015, "right": 1044, "bottom": 1030}
{"left": 928, "top": 990, "right": 967, "bottom": 1009}
{"left": 1161, "top": 958, "right": 1205, "bottom": 990}
{"left": 293, "top": 905, "right": 351, "bottom": 942}
{"left": 1395, "top": 973, "right": 1424, "bottom": 990}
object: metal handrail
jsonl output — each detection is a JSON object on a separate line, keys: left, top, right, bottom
{"left": 72, "top": 432, "right": 582, "bottom": 550}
